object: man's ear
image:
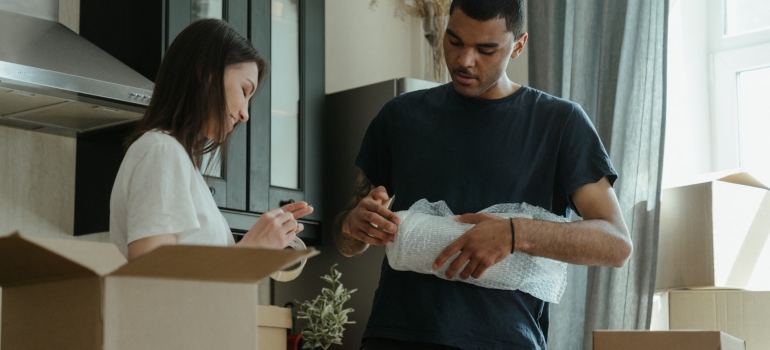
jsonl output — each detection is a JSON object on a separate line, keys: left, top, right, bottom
{"left": 511, "top": 33, "right": 528, "bottom": 59}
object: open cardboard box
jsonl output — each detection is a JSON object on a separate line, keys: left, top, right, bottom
{"left": 593, "top": 330, "right": 745, "bottom": 350}
{"left": 656, "top": 171, "right": 770, "bottom": 290}
{"left": 0, "top": 232, "right": 318, "bottom": 350}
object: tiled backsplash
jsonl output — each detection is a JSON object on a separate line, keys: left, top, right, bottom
{"left": 0, "top": 125, "right": 109, "bottom": 242}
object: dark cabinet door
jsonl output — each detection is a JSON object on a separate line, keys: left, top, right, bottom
{"left": 240, "top": 0, "right": 323, "bottom": 245}
{"left": 166, "top": 0, "right": 249, "bottom": 212}
{"left": 187, "top": 0, "right": 249, "bottom": 212}
{"left": 249, "top": 0, "right": 324, "bottom": 223}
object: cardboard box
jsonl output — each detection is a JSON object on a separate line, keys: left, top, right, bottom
{"left": 256, "top": 305, "right": 293, "bottom": 350}
{"left": 651, "top": 290, "right": 770, "bottom": 350}
{"left": 593, "top": 330, "right": 745, "bottom": 350}
{"left": 0, "top": 232, "right": 317, "bottom": 350}
{"left": 656, "top": 172, "right": 770, "bottom": 290}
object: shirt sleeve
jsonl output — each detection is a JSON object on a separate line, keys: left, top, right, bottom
{"left": 557, "top": 103, "right": 618, "bottom": 215}
{"left": 125, "top": 142, "right": 200, "bottom": 244}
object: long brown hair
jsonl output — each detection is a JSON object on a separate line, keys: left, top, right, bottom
{"left": 126, "top": 18, "right": 268, "bottom": 169}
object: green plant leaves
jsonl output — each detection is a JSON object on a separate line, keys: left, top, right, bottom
{"left": 295, "top": 264, "right": 357, "bottom": 350}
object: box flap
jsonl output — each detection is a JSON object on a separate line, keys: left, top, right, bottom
{"left": 721, "top": 333, "right": 747, "bottom": 350}
{"left": 0, "top": 232, "right": 101, "bottom": 287}
{"left": 110, "top": 245, "right": 319, "bottom": 283}
{"left": 23, "top": 235, "right": 127, "bottom": 276}
{"left": 663, "top": 169, "right": 770, "bottom": 190}
{"left": 718, "top": 172, "right": 769, "bottom": 190}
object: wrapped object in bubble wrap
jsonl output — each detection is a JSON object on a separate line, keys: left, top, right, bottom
{"left": 386, "top": 199, "right": 569, "bottom": 303}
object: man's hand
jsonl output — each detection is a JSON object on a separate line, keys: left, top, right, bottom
{"left": 343, "top": 186, "right": 400, "bottom": 246}
{"left": 432, "top": 213, "right": 512, "bottom": 280}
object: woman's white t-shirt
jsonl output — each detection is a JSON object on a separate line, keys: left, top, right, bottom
{"left": 109, "top": 131, "right": 234, "bottom": 257}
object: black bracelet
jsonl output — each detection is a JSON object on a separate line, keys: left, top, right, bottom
{"left": 509, "top": 218, "right": 516, "bottom": 253}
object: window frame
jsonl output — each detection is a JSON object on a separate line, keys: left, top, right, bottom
{"left": 708, "top": 0, "right": 770, "bottom": 172}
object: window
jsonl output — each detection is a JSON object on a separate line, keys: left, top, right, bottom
{"left": 663, "top": 0, "right": 770, "bottom": 186}
{"left": 736, "top": 66, "right": 770, "bottom": 179}
{"left": 724, "top": 0, "right": 770, "bottom": 36}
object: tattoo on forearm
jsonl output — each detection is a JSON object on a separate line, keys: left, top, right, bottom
{"left": 333, "top": 210, "right": 365, "bottom": 256}
{"left": 347, "top": 173, "right": 372, "bottom": 210}
{"left": 334, "top": 172, "right": 373, "bottom": 256}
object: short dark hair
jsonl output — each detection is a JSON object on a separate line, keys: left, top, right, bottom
{"left": 449, "top": 0, "right": 526, "bottom": 39}
{"left": 127, "top": 18, "right": 268, "bottom": 169}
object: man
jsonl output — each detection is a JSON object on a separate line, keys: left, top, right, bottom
{"left": 333, "top": 0, "right": 633, "bottom": 348}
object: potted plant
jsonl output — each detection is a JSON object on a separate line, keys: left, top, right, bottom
{"left": 295, "top": 264, "right": 357, "bottom": 350}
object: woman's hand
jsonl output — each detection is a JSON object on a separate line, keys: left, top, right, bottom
{"left": 238, "top": 201, "right": 314, "bottom": 249}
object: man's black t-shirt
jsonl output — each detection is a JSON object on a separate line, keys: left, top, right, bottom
{"left": 355, "top": 83, "right": 617, "bottom": 349}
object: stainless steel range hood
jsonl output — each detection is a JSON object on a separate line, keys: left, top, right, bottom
{"left": 0, "top": 9, "right": 154, "bottom": 137}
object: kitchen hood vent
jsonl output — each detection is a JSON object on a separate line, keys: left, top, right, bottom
{"left": 0, "top": 9, "right": 153, "bottom": 137}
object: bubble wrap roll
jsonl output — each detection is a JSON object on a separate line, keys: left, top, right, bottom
{"left": 385, "top": 199, "right": 569, "bottom": 303}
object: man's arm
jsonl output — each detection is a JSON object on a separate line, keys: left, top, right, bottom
{"left": 333, "top": 171, "right": 400, "bottom": 257}
{"left": 514, "top": 177, "right": 632, "bottom": 266}
{"left": 434, "top": 177, "right": 632, "bottom": 279}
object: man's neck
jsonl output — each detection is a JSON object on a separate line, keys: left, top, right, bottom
{"left": 481, "top": 78, "right": 521, "bottom": 100}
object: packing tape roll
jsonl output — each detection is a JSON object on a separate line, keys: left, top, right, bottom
{"left": 270, "top": 236, "right": 307, "bottom": 282}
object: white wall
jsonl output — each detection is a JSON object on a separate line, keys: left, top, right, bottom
{"left": 325, "top": 1, "right": 423, "bottom": 93}
{"left": 325, "top": 0, "right": 529, "bottom": 93}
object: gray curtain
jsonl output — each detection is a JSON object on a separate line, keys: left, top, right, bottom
{"left": 527, "top": 1, "right": 668, "bottom": 349}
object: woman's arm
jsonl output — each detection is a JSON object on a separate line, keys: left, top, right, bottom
{"left": 127, "top": 201, "right": 313, "bottom": 260}
{"left": 127, "top": 234, "right": 178, "bottom": 261}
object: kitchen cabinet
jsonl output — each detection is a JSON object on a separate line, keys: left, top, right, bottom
{"left": 79, "top": 0, "right": 323, "bottom": 244}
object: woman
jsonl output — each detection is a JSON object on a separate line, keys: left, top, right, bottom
{"left": 109, "top": 18, "right": 312, "bottom": 260}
